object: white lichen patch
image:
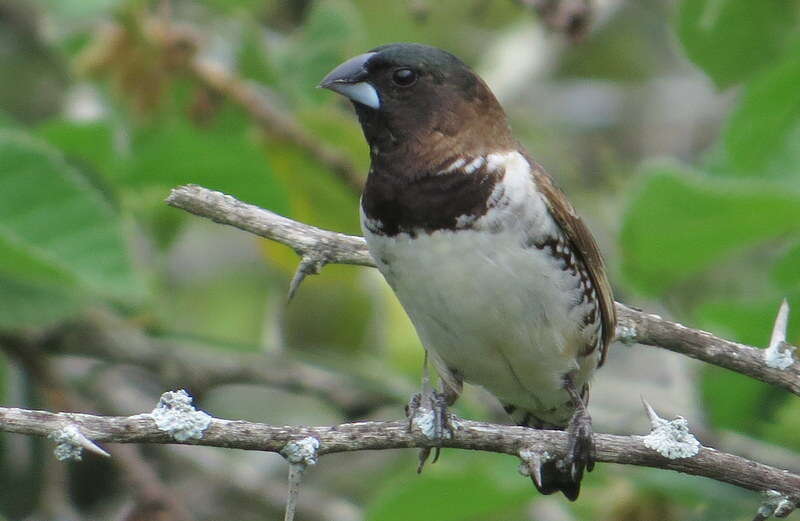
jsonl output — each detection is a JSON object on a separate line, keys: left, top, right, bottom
{"left": 643, "top": 415, "right": 700, "bottom": 459}
{"left": 615, "top": 323, "right": 638, "bottom": 345}
{"left": 282, "top": 437, "right": 320, "bottom": 466}
{"left": 150, "top": 389, "right": 212, "bottom": 441}
{"left": 517, "top": 449, "right": 552, "bottom": 477}
{"left": 50, "top": 425, "right": 85, "bottom": 461}
{"left": 765, "top": 342, "right": 795, "bottom": 370}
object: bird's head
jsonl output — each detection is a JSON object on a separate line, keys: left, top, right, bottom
{"left": 320, "top": 43, "right": 514, "bottom": 166}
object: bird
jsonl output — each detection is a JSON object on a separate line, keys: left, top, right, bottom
{"left": 320, "top": 43, "right": 616, "bottom": 500}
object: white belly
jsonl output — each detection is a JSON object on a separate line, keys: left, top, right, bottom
{"left": 363, "top": 208, "right": 599, "bottom": 424}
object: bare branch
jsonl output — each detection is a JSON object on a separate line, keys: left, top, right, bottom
{"left": 44, "top": 308, "right": 403, "bottom": 416}
{"left": 165, "top": 184, "right": 800, "bottom": 396}
{"left": 516, "top": 0, "right": 593, "bottom": 40}
{"left": 0, "top": 334, "right": 198, "bottom": 521}
{"left": 615, "top": 304, "right": 800, "bottom": 396}
{"left": 2, "top": 405, "right": 800, "bottom": 500}
{"left": 165, "top": 184, "right": 372, "bottom": 267}
{"left": 288, "top": 255, "right": 326, "bottom": 301}
{"left": 281, "top": 437, "right": 319, "bottom": 521}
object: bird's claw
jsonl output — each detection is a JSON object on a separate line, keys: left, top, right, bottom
{"left": 405, "top": 388, "right": 453, "bottom": 472}
{"left": 405, "top": 392, "right": 422, "bottom": 431}
{"left": 406, "top": 389, "right": 453, "bottom": 439}
{"left": 565, "top": 407, "right": 595, "bottom": 482}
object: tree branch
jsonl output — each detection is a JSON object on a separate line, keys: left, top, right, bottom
{"left": 42, "top": 310, "right": 405, "bottom": 417}
{"left": 1, "top": 405, "right": 799, "bottom": 500}
{"left": 616, "top": 304, "right": 800, "bottom": 396}
{"left": 516, "top": 0, "right": 593, "bottom": 40}
{"left": 0, "top": 335, "right": 198, "bottom": 521}
{"left": 165, "top": 184, "right": 800, "bottom": 396}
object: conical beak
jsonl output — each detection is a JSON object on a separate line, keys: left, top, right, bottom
{"left": 319, "top": 52, "right": 380, "bottom": 109}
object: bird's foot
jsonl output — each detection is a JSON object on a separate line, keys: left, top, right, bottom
{"left": 564, "top": 399, "right": 596, "bottom": 483}
{"left": 405, "top": 387, "right": 453, "bottom": 473}
{"left": 405, "top": 387, "right": 453, "bottom": 440}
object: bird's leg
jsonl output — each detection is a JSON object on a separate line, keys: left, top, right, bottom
{"left": 414, "top": 381, "right": 459, "bottom": 472}
{"left": 405, "top": 351, "right": 432, "bottom": 431}
{"left": 405, "top": 352, "right": 459, "bottom": 472}
{"left": 406, "top": 351, "right": 451, "bottom": 435}
{"left": 563, "top": 371, "right": 595, "bottom": 482}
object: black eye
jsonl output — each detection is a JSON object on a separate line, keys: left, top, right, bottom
{"left": 392, "top": 68, "right": 417, "bottom": 87}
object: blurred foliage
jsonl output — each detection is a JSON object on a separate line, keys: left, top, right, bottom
{"left": 622, "top": 165, "right": 800, "bottom": 295}
{"left": 677, "top": 0, "right": 798, "bottom": 88}
{"left": 623, "top": 0, "right": 800, "bottom": 299}
{"left": 723, "top": 53, "right": 800, "bottom": 176}
{"left": 365, "top": 452, "right": 532, "bottom": 521}
{"left": 0, "top": 0, "right": 799, "bottom": 519}
{"left": 622, "top": 0, "right": 800, "bottom": 461}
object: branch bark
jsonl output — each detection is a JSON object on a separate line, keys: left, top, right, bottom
{"left": 1, "top": 405, "right": 799, "bottom": 500}
{"left": 165, "top": 184, "right": 800, "bottom": 397}
{"left": 0, "top": 335, "right": 198, "bottom": 521}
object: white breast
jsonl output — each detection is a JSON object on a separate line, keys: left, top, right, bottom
{"left": 362, "top": 151, "right": 600, "bottom": 425}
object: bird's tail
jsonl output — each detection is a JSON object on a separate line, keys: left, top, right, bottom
{"left": 506, "top": 406, "right": 581, "bottom": 501}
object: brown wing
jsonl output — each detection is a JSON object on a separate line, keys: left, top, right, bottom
{"left": 531, "top": 161, "right": 616, "bottom": 366}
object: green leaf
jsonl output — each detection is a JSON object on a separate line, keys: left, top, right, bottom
{"left": 621, "top": 164, "right": 800, "bottom": 295}
{"left": 696, "top": 297, "right": 800, "bottom": 349}
{"left": 773, "top": 242, "right": 800, "bottom": 290}
{"left": 0, "top": 130, "right": 139, "bottom": 299}
{"left": 0, "top": 276, "right": 85, "bottom": 330}
{"left": 365, "top": 454, "right": 531, "bottom": 521}
{"left": 237, "top": 25, "right": 279, "bottom": 88}
{"left": 702, "top": 367, "right": 778, "bottom": 434}
{"left": 275, "top": 0, "right": 366, "bottom": 106}
{"left": 676, "top": 0, "right": 799, "bottom": 88}
{"left": 0, "top": 231, "right": 76, "bottom": 288}
{"left": 36, "top": 120, "right": 117, "bottom": 177}
{"left": 196, "top": 0, "right": 265, "bottom": 14}
{"left": 122, "top": 114, "right": 290, "bottom": 216}
{"left": 159, "top": 269, "right": 274, "bottom": 348}
{"left": 36, "top": 0, "right": 125, "bottom": 22}
{"left": 723, "top": 55, "right": 800, "bottom": 175}
{"left": 263, "top": 137, "right": 359, "bottom": 233}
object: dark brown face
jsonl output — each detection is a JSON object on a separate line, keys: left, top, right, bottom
{"left": 320, "top": 43, "right": 514, "bottom": 166}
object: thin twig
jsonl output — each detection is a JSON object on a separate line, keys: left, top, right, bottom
{"left": 166, "top": 184, "right": 372, "bottom": 266}
{"left": 1, "top": 406, "right": 799, "bottom": 499}
{"left": 516, "top": 0, "right": 593, "bottom": 40}
{"left": 615, "top": 304, "right": 799, "bottom": 396}
{"left": 39, "top": 309, "right": 404, "bottom": 417}
{"left": 165, "top": 184, "right": 800, "bottom": 396}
